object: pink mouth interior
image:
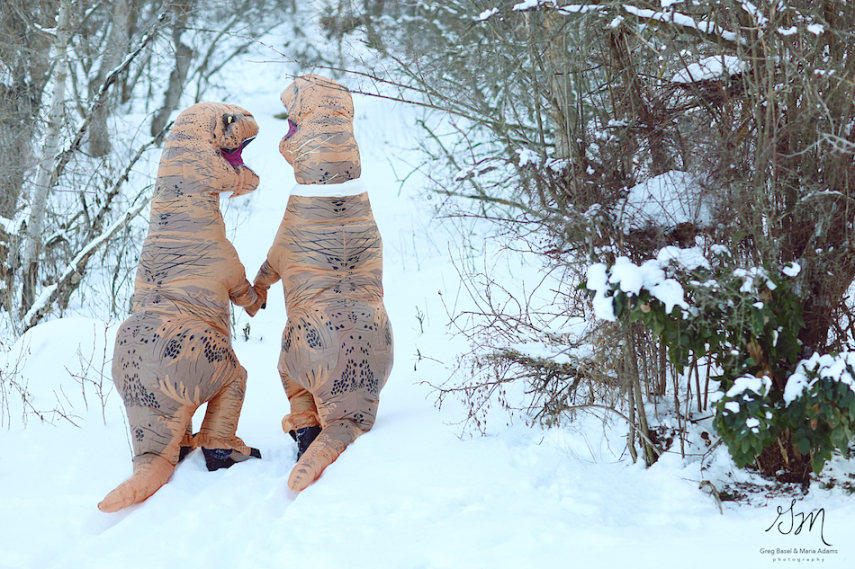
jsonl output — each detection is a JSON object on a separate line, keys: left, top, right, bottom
{"left": 221, "top": 147, "right": 244, "bottom": 167}
{"left": 284, "top": 119, "right": 298, "bottom": 139}
{"left": 220, "top": 136, "right": 255, "bottom": 168}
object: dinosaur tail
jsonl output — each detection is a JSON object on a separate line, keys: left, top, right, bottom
{"left": 98, "top": 454, "right": 175, "bottom": 513}
{"left": 287, "top": 420, "right": 363, "bottom": 492}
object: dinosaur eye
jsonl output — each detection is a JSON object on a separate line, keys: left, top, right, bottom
{"left": 223, "top": 114, "right": 236, "bottom": 126}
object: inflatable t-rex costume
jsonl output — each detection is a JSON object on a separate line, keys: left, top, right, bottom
{"left": 99, "top": 102, "right": 262, "bottom": 513}
{"left": 248, "top": 74, "right": 394, "bottom": 492}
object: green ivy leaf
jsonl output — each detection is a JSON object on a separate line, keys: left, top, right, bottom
{"left": 797, "top": 435, "right": 811, "bottom": 456}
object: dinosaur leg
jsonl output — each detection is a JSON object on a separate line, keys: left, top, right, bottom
{"left": 178, "top": 421, "right": 194, "bottom": 462}
{"left": 280, "top": 371, "right": 321, "bottom": 456}
{"left": 195, "top": 362, "right": 261, "bottom": 471}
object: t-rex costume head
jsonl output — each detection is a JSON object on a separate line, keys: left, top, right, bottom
{"left": 99, "top": 102, "right": 262, "bottom": 513}
{"left": 278, "top": 73, "right": 361, "bottom": 184}
{"left": 166, "top": 101, "right": 260, "bottom": 197}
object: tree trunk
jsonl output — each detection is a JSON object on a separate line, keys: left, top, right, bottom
{"left": 0, "top": 1, "right": 53, "bottom": 220}
{"left": 88, "top": 0, "right": 130, "bottom": 158}
{"left": 20, "top": 0, "right": 73, "bottom": 314}
{"left": 150, "top": 0, "right": 194, "bottom": 140}
{"left": 543, "top": 11, "right": 575, "bottom": 163}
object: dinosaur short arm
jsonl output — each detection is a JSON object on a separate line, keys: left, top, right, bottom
{"left": 244, "top": 260, "right": 279, "bottom": 316}
{"left": 229, "top": 278, "right": 258, "bottom": 308}
{"left": 253, "top": 259, "right": 281, "bottom": 292}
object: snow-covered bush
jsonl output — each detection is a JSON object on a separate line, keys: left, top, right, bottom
{"left": 584, "top": 247, "right": 855, "bottom": 476}
{"left": 715, "top": 353, "right": 855, "bottom": 474}
{"left": 782, "top": 354, "right": 855, "bottom": 473}
{"left": 712, "top": 374, "right": 778, "bottom": 470}
{"left": 586, "top": 246, "right": 804, "bottom": 382}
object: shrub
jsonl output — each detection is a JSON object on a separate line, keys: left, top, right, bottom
{"left": 585, "top": 247, "right": 855, "bottom": 476}
{"left": 783, "top": 354, "right": 855, "bottom": 473}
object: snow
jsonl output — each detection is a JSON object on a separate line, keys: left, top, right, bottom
{"left": 610, "top": 257, "right": 647, "bottom": 295}
{"left": 618, "top": 170, "right": 712, "bottom": 232}
{"left": 783, "top": 262, "right": 801, "bottom": 277}
{"left": 586, "top": 263, "right": 616, "bottom": 321}
{"left": 671, "top": 55, "right": 748, "bottom": 84}
{"left": 512, "top": 0, "right": 541, "bottom": 10}
{"left": 737, "top": 0, "right": 768, "bottom": 26}
{"left": 609, "top": 15, "right": 625, "bottom": 28}
{"left": 515, "top": 147, "right": 540, "bottom": 167}
{"left": 588, "top": 246, "right": 718, "bottom": 319}
{"left": 555, "top": 4, "right": 608, "bottom": 14}
{"left": 710, "top": 244, "right": 730, "bottom": 257}
{"left": 475, "top": 8, "right": 498, "bottom": 21}
{"left": 656, "top": 245, "right": 710, "bottom": 271}
{"left": 605, "top": 255, "right": 688, "bottom": 313}
{"left": 785, "top": 353, "right": 855, "bottom": 405}
{"left": 3, "top": 30, "right": 855, "bottom": 569}
{"left": 733, "top": 266, "right": 776, "bottom": 293}
{"left": 807, "top": 23, "right": 825, "bottom": 36}
{"left": 621, "top": 5, "right": 741, "bottom": 45}
{"left": 726, "top": 374, "right": 772, "bottom": 399}
{"left": 649, "top": 278, "right": 687, "bottom": 313}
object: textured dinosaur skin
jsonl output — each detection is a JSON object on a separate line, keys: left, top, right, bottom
{"left": 99, "top": 102, "right": 261, "bottom": 513}
{"left": 249, "top": 75, "right": 393, "bottom": 491}
{"left": 278, "top": 73, "right": 361, "bottom": 185}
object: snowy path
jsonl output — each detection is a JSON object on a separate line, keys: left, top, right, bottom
{"left": 1, "top": 64, "right": 853, "bottom": 569}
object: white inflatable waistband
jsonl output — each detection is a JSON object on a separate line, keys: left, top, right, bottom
{"left": 290, "top": 178, "right": 367, "bottom": 197}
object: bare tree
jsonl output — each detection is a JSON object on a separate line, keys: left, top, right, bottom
{"left": 20, "top": 0, "right": 73, "bottom": 313}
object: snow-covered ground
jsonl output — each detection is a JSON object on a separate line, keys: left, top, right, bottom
{"left": 2, "top": 48, "right": 854, "bottom": 569}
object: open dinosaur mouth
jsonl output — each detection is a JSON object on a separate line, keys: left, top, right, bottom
{"left": 284, "top": 119, "right": 298, "bottom": 140}
{"left": 221, "top": 136, "right": 256, "bottom": 168}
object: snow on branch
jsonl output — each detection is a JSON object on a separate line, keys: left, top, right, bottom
{"left": 737, "top": 0, "right": 769, "bottom": 27}
{"left": 621, "top": 4, "right": 743, "bottom": 46}
{"left": 475, "top": 8, "right": 499, "bottom": 21}
{"left": 511, "top": 0, "right": 606, "bottom": 14}
{"left": 497, "top": 0, "right": 742, "bottom": 47}
{"left": 23, "top": 197, "right": 151, "bottom": 332}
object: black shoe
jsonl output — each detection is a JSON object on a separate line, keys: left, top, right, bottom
{"left": 202, "top": 447, "right": 262, "bottom": 471}
{"left": 178, "top": 445, "right": 193, "bottom": 462}
{"left": 295, "top": 425, "right": 322, "bottom": 460}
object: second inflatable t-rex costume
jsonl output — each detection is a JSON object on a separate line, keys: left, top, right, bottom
{"left": 99, "top": 102, "right": 262, "bottom": 513}
{"left": 248, "top": 74, "right": 394, "bottom": 492}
